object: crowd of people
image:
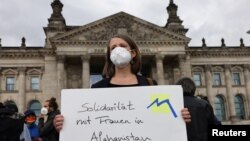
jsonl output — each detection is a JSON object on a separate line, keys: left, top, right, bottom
{"left": 0, "top": 97, "right": 60, "bottom": 141}
{"left": 0, "top": 34, "right": 220, "bottom": 141}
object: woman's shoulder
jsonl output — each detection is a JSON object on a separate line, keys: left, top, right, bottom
{"left": 136, "top": 75, "right": 157, "bottom": 86}
{"left": 91, "top": 78, "right": 109, "bottom": 88}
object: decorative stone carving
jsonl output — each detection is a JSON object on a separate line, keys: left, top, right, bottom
{"left": 94, "top": 48, "right": 105, "bottom": 53}
{"left": 221, "top": 38, "right": 226, "bottom": 47}
{"left": 192, "top": 66, "right": 204, "bottom": 72}
{"left": 26, "top": 68, "right": 43, "bottom": 75}
{"left": 240, "top": 38, "right": 245, "bottom": 47}
{"left": 21, "top": 37, "right": 26, "bottom": 47}
{"left": 0, "top": 49, "right": 54, "bottom": 58}
{"left": 213, "top": 66, "right": 224, "bottom": 72}
{"left": 2, "top": 68, "right": 18, "bottom": 75}
{"left": 51, "top": 12, "right": 189, "bottom": 46}
{"left": 202, "top": 38, "right": 206, "bottom": 47}
{"left": 139, "top": 48, "right": 155, "bottom": 54}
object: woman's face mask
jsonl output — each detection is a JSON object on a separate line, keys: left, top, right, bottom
{"left": 41, "top": 107, "right": 48, "bottom": 115}
{"left": 110, "top": 46, "right": 132, "bottom": 68}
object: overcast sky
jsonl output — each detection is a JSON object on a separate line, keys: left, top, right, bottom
{"left": 0, "top": 0, "right": 249, "bottom": 46}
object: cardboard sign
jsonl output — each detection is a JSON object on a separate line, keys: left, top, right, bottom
{"left": 60, "top": 85, "right": 187, "bottom": 141}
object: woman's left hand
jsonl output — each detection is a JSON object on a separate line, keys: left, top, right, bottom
{"left": 181, "top": 108, "right": 191, "bottom": 123}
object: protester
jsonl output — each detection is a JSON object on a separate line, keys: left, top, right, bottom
{"left": 176, "top": 77, "right": 218, "bottom": 141}
{"left": 0, "top": 102, "right": 31, "bottom": 141}
{"left": 24, "top": 110, "right": 41, "bottom": 141}
{"left": 38, "top": 97, "right": 60, "bottom": 141}
{"left": 0, "top": 102, "right": 4, "bottom": 109}
{"left": 196, "top": 95, "right": 222, "bottom": 125}
{"left": 53, "top": 34, "right": 191, "bottom": 132}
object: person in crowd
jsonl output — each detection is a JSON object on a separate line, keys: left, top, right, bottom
{"left": 196, "top": 95, "right": 222, "bottom": 125}
{"left": 24, "top": 110, "right": 41, "bottom": 141}
{"left": 0, "top": 102, "right": 31, "bottom": 141}
{"left": 53, "top": 34, "right": 191, "bottom": 132}
{"left": 38, "top": 97, "right": 60, "bottom": 141}
{"left": 0, "top": 102, "right": 4, "bottom": 109}
{"left": 176, "top": 77, "right": 219, "bottom": 141}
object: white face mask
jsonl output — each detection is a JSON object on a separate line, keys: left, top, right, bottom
{"left": 41, "top": 107, "right": 48, "bottom": 115}
{"left": 110, "top": 46, "right": 132, "bottom": 68}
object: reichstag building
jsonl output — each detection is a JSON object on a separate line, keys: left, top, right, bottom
{"left": 0, "top": 0, "right": 249, "bottom": 125}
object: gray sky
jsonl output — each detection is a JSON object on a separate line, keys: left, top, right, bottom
{"left": 0, "top": 0, "right": 249, "bottom": 46}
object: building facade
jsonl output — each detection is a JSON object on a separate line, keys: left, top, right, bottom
{"left": 0, "top": 0, "right": 250, "bottom": 124}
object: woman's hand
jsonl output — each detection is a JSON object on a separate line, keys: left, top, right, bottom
{"left": 53, "top": 114, "right": 64, "bottom": 132}
{"left": 181, "top": 108, "right": 191, "bottom": 123}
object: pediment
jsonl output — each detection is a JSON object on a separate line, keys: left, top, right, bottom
{"left": 27, "top": 68, "right": 42, "bottom": 75}
{"left": 2, "top": 69, "right": 18, "bottom": 75}
{"left": 51, "top": 12, "right": 190, "bottom": 44}
{"left": 212, "top": 66, "right": 224, "bottom": 72}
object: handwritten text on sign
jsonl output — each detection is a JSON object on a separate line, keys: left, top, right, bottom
{"left": 60, "top": 86, "right": 187, "bottom": 141}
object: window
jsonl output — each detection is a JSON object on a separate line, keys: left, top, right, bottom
{"left": 6, "top": 77, "right": 15, "bottom": 91}
{"left": 213, "top": 73, "right": 221, "bottom": 86}
{"left": 29, "top": 100, "right": 42, "bottom": 116}
{"left": 214, "top": 96, "right": 226, "bottom": 121}
{"left": 90, "top": 74, "right": 103, "bottom": 87}
{"left": 193, "top": 73, "right": 202, "bottom": 86}
{"left": 233, "top": 73, "right": 241, "bottom": 85}
{"left": 29, "top": 100, "right": 41, "bottom": 124}
{"left": 31, "top": 76, "right": 40, "bottom": 90}
{"left": 234, "top": 95, "right": 245, "bottom": 119}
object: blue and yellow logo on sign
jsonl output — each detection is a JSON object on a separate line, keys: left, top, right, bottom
{"left": 147, "top": 94, "right": 177, "bottom": 118}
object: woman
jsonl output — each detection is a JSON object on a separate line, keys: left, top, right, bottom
{"left": 53, "top": 34, "right": 191, "bottom": 131}
{"left": 92, "top": 34, "right": 157, "bottom": 87}
{"left": 39, "top": 97, "right": 60, "bottom": 141}
{"left": 24, "top": 110, "right": 41, "bottom": 141}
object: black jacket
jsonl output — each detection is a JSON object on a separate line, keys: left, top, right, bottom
{"left": 91, "top": 75, "right": 157, "bottom": 88}
{"left": 38, "top": 110, "right": 60, "bottom": 141}
{"left": 0, "top": 112, "right": 24, "bottom": 141}
{"left": 184, "top": 96, "right": 216, "bottom": 141}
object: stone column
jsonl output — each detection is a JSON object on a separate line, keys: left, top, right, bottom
{"left": 205, "top": 65, "right": 213, "bottom": 107}
{"left": 173, "top": 67, "right": 180, "bottom": 84}
{"left": 18, "top": 67, "right": 26, "bottom": 113}
{"left": 225, "top": 65, "right": 237, "bottom": 122}
{"left": 81, "top": 55, "right": 90, "bottom": 88}
{"left": 178, "top": 54, "right": 192, "bottom": 78}
{"left": 57, "top": 56, "right": 65, "bottom": 98}
{"left": 186, "top": 54, "right": 192, "bottom": 77}
{"left": 244, "top": 64, "right": 250, "bottom": 119}
{"left": 155, "top": 54, "right": 165, "bottom": 85}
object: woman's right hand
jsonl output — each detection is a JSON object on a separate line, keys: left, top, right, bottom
{"left": 53, "top": 114, "right": 64, "bottom": 132}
